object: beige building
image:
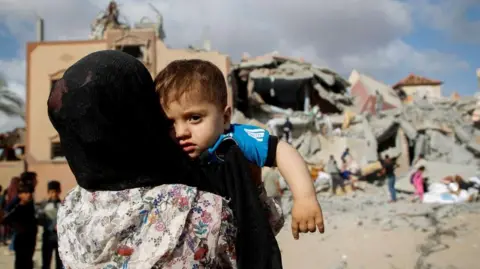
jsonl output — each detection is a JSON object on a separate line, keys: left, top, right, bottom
{"left": 392, "top": 73, "right": 443, "bottom": 102}
{"left": 26, "top": 28, "right": 231, "bottom": 199}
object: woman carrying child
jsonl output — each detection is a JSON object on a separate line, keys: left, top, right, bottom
{"left": 49, "top": 50, "right": 288, "bottom": 269}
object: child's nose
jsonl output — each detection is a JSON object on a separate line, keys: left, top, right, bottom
{"left": 175, "top": 123, "right": 191, "bottom": 138}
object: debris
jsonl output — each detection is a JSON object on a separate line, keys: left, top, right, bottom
{"left": 229, "top": 53, "right": 352, "bottom": 117}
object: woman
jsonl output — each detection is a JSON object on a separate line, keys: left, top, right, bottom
{"left": 48, "top": 50, "right": 283, "bottom": 269}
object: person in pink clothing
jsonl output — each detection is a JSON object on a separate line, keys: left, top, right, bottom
{"left": 412, "top": 166, "right": 426, "bottom": 202}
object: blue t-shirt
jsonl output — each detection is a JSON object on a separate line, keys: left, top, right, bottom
{"left": 207, "top": 124, "right": 277, "bottom": 167}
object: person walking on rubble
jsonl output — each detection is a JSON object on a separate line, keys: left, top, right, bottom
{"left": 282, "top": 117, "right": 293, "bottom": 144}
{"left": 380, "top": 155, "right": 399, "bottom": 203}
{"left": 327, "top": 155, "right": 346, "bottom": 195}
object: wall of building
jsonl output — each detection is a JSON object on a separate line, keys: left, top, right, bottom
{"left": 29, "top": 162, "right": 76, "bottom": 200}
{"left": 360, "top": 96, "right": 397, "bottom": 115}
{"left": 401, "top": 85, "right": 442, "bottom": 99}
{"left": 349, "top": 81, "right": 369, "bottom": 114}
{"left": 27, "top": 41, "right": 107, "bottom": 162}
{"left": 350, "top": 81, "right": 397, "bottom": 114}
{"left": 0, "top": 161, "right": 24, "bottom": 190}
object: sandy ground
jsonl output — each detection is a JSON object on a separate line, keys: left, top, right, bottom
{"left": 1, "top": 185, "right": 479, "bottom": 269}
{"left": 277, "top": 206, "right": 480, "bottom": 269}
{"left": 277, "top": 185, "right": 480, "bottom": 269}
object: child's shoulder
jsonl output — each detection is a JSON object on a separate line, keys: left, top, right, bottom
{"left": 229, "top": 124, "right": 270, "bottom": 144}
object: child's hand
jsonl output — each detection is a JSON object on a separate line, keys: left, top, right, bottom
{"left": 291, "top": 196, "right": 324, "bottom": 240}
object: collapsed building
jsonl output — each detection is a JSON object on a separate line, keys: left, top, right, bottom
{"left": 230, "top": 60, "right": 480, "bottom": 195}
{"left": 229, "top": 53, "right": 353, "bottom": 117}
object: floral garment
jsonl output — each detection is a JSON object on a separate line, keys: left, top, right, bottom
{"left": 57, "top": 184, "right": 283, "bottom": 269}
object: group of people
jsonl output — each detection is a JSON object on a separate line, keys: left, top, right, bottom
{"left": 380, "top": 154, "right": 427, "bottom": 203}
{"left": 11, "top": 50, "right": 326, "bottom": 269}
{"left": 0, "top": 173, "right": 63, "bottom": 269}
{"left": 324, "top": 148, "right": 361, "bottom": 195}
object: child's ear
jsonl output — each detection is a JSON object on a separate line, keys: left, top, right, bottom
{"left": 223, "top": 106, "right": 232, "bottom": 129}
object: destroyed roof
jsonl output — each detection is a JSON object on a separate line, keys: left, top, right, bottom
{"left": 231, "top": 53, "right": 353, "bottom": 113}
{"left": 233, "top": 54, "right": 350, "bottom": 88}
{"left": 392, "top": 73, "right": 443, "bottom": 88}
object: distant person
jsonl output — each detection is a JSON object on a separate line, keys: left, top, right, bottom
{"left": 381, "top": 155, "right": 399, "bottom": 203}
{"left": 282, "top": 117, "right": 293, "bottom": 144}
{"left": 412, "top": 166, "right": 426, "bottom": 202}
{"left": 341, "top": 148, "right": 350, "bottom": 162}
{"left": 0, "top": 186, "right": 6, "bottom": 245}
{"left": 19, "top": 172, "right": 38, "bottom": 192}
{"left": 6, "top": 176, "right": 20, "bottom": 254}
{"left": 2, "top": 182, "right": 37, "bottom": 269}
{"left": 37, "top": 180, "right": 63, "bottom": 269}
{"left": 375, "top": 90, "right": 384, "bottom": 115}
{"left": 327, "top": 155, "right": 346, "bottom": 195}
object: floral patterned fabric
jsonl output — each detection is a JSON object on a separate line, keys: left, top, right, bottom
{"left": 58, "top": 184, "right": 283, "bottom": 269}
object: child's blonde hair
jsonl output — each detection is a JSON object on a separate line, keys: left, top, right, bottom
{"left": 154, "top": 59, "right": 227, "bottom": 110}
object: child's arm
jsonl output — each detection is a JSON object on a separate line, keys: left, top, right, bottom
{"left": 223, "top": 124, "right": 324, "bottom": 237}
{"left": 275, "top": 140, "right": 325, "bottom": 239}
{"left": 275, "top": 141, "right": 316, "bottom": 200}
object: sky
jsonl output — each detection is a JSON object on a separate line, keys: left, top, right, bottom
{"left": 0, "top": 0, "right": 479, "bottom": 130}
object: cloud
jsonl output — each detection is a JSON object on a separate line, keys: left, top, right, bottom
{"left": 413, "top": 0, "right": 480, "bottom": 44}
{"left": 0, "top": 0, "right": 470, "bottom": 92}
{"left": 340, "top": 39, "right": 469, "bottom": 80}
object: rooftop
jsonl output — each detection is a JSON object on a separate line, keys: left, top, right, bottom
{"left": 392, "top": 73, "right": 443, "bottom": 89}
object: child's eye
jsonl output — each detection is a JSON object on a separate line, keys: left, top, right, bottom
{"left": 189, "top": 115, "right": 202, "bottom": 123}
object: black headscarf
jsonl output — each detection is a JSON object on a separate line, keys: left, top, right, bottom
{"left": 47, "top": 50, "right": 282, "bottom": 269}
{"left": 47, "top": 50, "right": 205, "bottom": 191}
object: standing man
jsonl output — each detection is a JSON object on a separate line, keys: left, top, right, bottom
{"left": 282, "top": 117, "right": 293, "bottom": 144}
{"left": 381, "top": 155, "right": 399, "bottom": 203}
{"left": 341, "top": 148, "right": 350, "bottom": 163}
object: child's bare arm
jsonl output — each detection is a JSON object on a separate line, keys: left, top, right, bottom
{"left": 275, "top": 140, "right": 325, "bottom": 239}
{"left": 275, "top": 141, "right": 316, "bottom": 200}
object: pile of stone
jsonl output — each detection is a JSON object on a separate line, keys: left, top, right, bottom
{"left": 233, "top": 95, "right": 480, "bottom": 196}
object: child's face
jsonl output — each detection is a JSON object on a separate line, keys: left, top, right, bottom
{"left": 48, "top": 189, "right": 60, "bottom": 199}
{"left": 18, "top": 192, "right": 33, "bottom": 203}
{"left": 164, "top": 95, "right": 231, "bottom": 159}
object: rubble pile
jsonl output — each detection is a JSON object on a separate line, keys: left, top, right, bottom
{"left": 229, "top": 52, "right": 353, "bottom": 120}
{"left": 240, "top": 95, "right": 480, "bottom": 176}
{"left": 229, "top": 53, "right": 480, "bottom": 207}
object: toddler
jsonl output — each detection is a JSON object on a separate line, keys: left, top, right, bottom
{"left": 155, "top": 59, "right": 324, "bottom": 238}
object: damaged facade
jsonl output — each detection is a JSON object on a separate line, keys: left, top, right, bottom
{"left": 349, "top": 70, "right": 403, "bottom": 115}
